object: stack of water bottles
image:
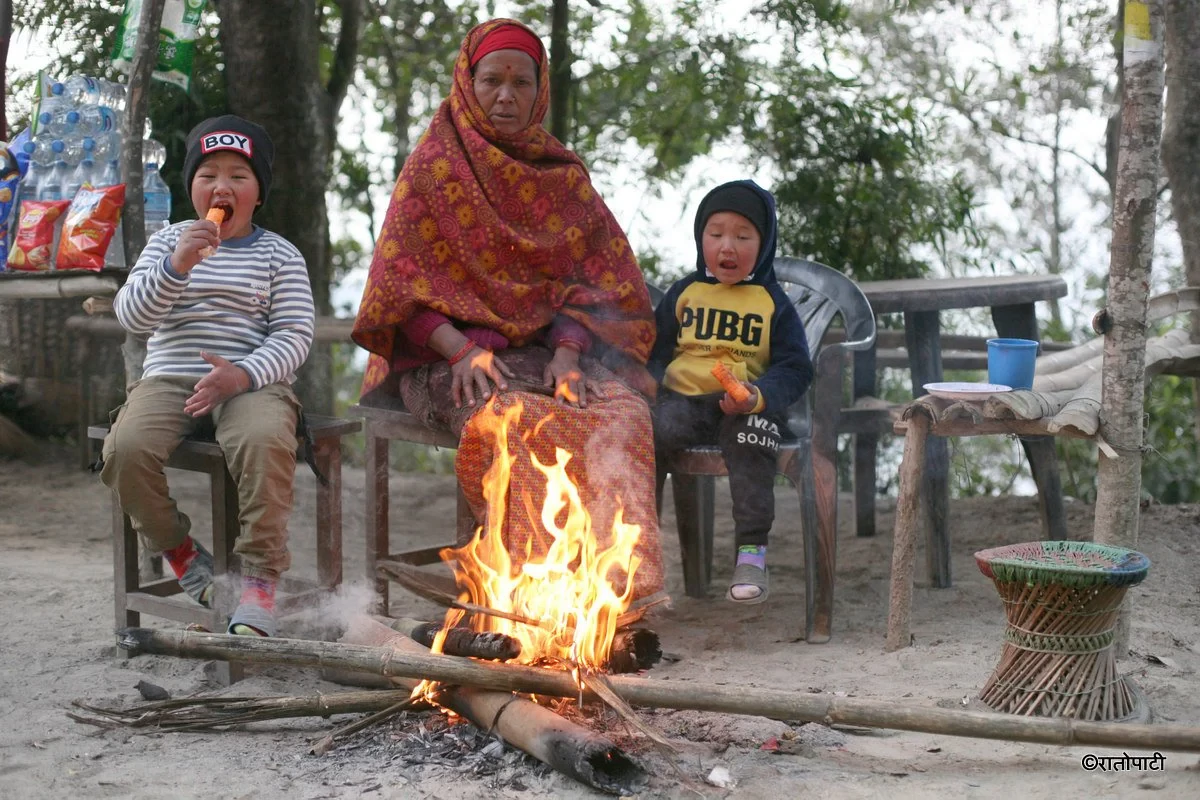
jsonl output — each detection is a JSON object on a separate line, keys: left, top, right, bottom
{"left": 5, "top": 72, "right": 172, "bottom": 271}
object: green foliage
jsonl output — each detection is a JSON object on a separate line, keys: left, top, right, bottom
{"left": 751, "top": 67, "right": 980, "bottom": 280}
{"left": 1141, "top": 376, "right": 1200, "bottom": 504}
{"left": 566, "top": 0, "right": 760, "bottom": 181}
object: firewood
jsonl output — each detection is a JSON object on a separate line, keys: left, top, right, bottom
{"left": 606, "top": 628, "right": 662, "bottom": 674}
{"left": 118, "top": 626, "right": 1200, "bottom": 753}
{"left": 341, "top": 616, "right": 647, "bottom": 795}
{"left": 392, "top": 616, "right": 521, "bottom": 661}
{"left": 376, "top": 559, "right": 663, "bottom": 629}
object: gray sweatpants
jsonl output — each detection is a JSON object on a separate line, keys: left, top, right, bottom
{"left": 100, "top": 375, "right": 300, "bottom": 580}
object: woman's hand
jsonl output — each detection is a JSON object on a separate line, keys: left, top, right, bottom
{"left": 544, "top": 346, "right": 602, "bottom": 407}
{"left": 184, "top": 352, "right": 251, "bottom": 417}
{"left": 170, "top": 218, "right": 221, "bottom": 275}
{"left": 719, "top": 382, "right": 760, "bottom": 415}
{"left": 451, "top": 345, "right": 514, "bottom": 408}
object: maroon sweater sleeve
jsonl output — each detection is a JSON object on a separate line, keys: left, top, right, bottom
{"left": 400, "top": 308, "right": 452, "bottom": 348}
{"left": 547, "top": 314, "right": 593, "bottom": 354}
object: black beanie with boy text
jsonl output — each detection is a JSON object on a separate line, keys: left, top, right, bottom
{"left": 183, "top": 115, "right": 275, "bottom": 205}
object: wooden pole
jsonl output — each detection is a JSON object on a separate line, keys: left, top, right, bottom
{"left": 119, "top": 627, "right": 1200, "bottom": 753}
{"left": 886, "top": 413, "right": 928, "bottom": 651}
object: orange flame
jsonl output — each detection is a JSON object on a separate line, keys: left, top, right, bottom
{"left": 555, "top": 381, "right": 579, "bottom": 404}
{"left": 441, "top": 396, "right": 641, "bottom": 670}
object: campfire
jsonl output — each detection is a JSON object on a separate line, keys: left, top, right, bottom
{"left": 432, "top": 396, "right": 644, "bottom": 672}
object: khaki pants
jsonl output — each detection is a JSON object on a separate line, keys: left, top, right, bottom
{"left": 100, "top": 376, "right": 301, "bottom": 580}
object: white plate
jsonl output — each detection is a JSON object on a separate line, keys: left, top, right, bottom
{"left": 923, "top": 382, "right": 1012, "bottom": 401}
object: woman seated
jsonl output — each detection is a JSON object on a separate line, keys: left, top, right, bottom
{"left": 353, "top": 18, "right": 666, "bottom": 607}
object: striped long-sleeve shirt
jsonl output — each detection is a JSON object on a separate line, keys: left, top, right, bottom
{"left": 114, "top": 222, "right": 315, "bottom": 389}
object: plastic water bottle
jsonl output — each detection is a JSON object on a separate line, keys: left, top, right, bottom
{"left": 37, "top": 141, "right": 67, "bottom": 200}
{"left": 66, "top": 136, "right": 96, "bottom": 168}
{"left": 18, "top": 142, "right": 44, "bottom": 198}
{"left": 27, "top": 136, "right": 58, "bottom": 169}
{"left": 76, "top": 105, "right": 118, "bottom": 136}
{"left": 37, "top": 107, "right": 81, "bottom": 139}
{"left": 143, "top": 162, "right": 172, "bottom": 239}
{"left": 91, "top": 131, "right": 120, "bottom": 166}
{"left": 65, "top": 140, "right": 98, "bottom": 199}
{"left": 99, "top": 158, "right": 122, "bottom": 188}
{"left": 59, "top": 75, "right": 127, "bottom": 112}
{"left": 144, "top": 138, "right": 167, "bottom": 170}
{"left": 100, "top": 79, "right": 127, "bottom": 112}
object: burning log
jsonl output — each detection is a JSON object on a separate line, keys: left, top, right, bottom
{"left": 376, "top": 559, "right": 661, "bottom": 629}
{"left": 607, "top": 628, "right": 662, "bottom": 674}
{"left": 118, "top": 626, "right": 1200, "bottom": 754}
{"left": 341, "top": 615, "right": 647, "bottom": 795}
{"left": 393, "top": 617, "right": 522, "bottom": 661}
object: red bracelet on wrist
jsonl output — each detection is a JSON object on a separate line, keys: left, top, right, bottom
{"left": 447, "top": 340, "right": 476, "bottom": 366}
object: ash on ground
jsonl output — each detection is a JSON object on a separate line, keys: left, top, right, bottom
{"left": 324, "top": 710, "right": 554, "bottom": 793}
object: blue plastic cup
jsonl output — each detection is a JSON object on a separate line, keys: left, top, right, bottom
{"left": 987, "top": 338, "right": 1039, "bottom": 390}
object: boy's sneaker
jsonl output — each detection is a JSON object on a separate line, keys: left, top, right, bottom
{"left": 228, "top": 576, "right": 278, "bottom": 637}
{"left": 163, "top": 536, "right": 214, "bottom": 608}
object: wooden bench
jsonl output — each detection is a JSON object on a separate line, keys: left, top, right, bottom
{"left": 88, "top": 414, "right": 360, "bottom": 684}
{"left": 351, "top": 400, "right": 474, "bottom": 613}
{"left": 69, "top": 314, "right": 357, "bottom": 469}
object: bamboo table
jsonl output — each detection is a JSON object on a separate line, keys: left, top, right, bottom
{"left": 974, "top": 541, "right": 1150, "bottom": 721}
{"left": 854, "top": 275, "right": 1069, "bottom": 582}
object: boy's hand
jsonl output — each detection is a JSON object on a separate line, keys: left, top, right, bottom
{"left": 719, "top": 382, "right": 759, "bottom": 415}
{"left": 170, "top": 218, "right": 222, "bottom": 274}
{"left": 185, "top": 352, "right": 251, "bottom": 417}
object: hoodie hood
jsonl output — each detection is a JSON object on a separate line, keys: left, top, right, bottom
{"left": 693, "top": 179, "right": 778, "bottom": 285}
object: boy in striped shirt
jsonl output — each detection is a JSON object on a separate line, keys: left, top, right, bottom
{"left": 102, "top": 115, "right": 315, "bottom": 637}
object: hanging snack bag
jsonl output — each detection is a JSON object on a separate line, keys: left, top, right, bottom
{"left": 112, "top": 0, "right": 208, "bottom": 91}
{"left": 8, "top": 200, "right": 70, "bottom": 271}
{"left": 57, "top": 184, "right": 127, "bottom": 271}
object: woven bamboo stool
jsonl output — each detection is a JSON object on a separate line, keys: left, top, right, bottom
{"left": 974, "top": 541, "right": 1150, "bottom": 721}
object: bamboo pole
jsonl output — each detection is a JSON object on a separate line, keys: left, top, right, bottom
{"left": 118, "top": 627, "right": 1200, "bottom": 753}
{"left": 341, "top": 616, "right": 646, "bottom": 795}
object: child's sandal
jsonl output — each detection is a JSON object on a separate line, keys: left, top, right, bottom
{"left": 727, "top": 562, "right": 769, "bottom": 605}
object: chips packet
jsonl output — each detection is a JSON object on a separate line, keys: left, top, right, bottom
{"left": 8, "top": 200, "right": 70, "bottom": 271}
{"left": 0, "top": 128, "right": 32, "bottom": 270}
{"left": 57, "top": 184, "right": 126, "bottom": 271}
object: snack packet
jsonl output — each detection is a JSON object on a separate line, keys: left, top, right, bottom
{"left": 57, "top": 184, "right": 126, "bottom": 271}
{"left": 112, "top": 0, "right": 208, "bottom": 91}
{"left": 8, "top": 200, "right": 70, "bottom": 271}
{"left": 0, "top": 129, "right": 31, "bottom": 270}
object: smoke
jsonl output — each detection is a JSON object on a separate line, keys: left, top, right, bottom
{"left": 277, "top": 580, "right": 381, "bottom": 642}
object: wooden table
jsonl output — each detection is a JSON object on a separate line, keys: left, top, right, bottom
{"left": 852, "top": 275, "right": 1069, "bottom": 588}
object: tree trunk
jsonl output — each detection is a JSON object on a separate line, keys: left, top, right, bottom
{"left": 1162, "top": 0, "right": 1200, "bottom": 443}
{"left": 1093, "top": 0, "right": 1165, "bottom": 651}
{"left": 549, "top": 0, "right": 570, "bottom": 142}
{"left": 214, "top": 0, "right": 361, "bottom": 414}
{"left": 1105, "top": 0, "right": 1126, "bottom": 200}
{"left": 1, "top": 0, "right": 11, "bottom": 142}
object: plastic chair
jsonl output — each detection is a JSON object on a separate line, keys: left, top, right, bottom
{"left": 653, "top": 257, "right": 876, "bottom": 642}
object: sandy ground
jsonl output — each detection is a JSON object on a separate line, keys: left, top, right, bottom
{"left": 1, "top": 442, "right": 1199, "bottom": 799}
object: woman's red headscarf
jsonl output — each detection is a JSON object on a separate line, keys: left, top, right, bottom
{"left": 354, "top": 18, "right": 655, "bottom": 396}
